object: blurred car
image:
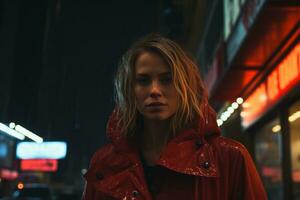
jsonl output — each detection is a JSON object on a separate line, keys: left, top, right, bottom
{"left": 11, "top": 183, "right": 53, "bottom": 200}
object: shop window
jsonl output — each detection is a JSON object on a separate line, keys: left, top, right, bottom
{"left": 254, "top": 118, "right": 283, "bottom": 200}
{"left": 289, "top": 100, "right": 300, "bottom": 199}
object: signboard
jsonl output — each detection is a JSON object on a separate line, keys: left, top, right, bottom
{"left": 16, "top": 141, "right": 67, "bottom": 159}
{"left": 225, "top": 0, "right": 266, "bottom": 65}
{"left": 224, "top": 0, "right": 247, "bottom": 41}
{"left": 242, "top": 43, "right": 300, "bottom": 127}
{"left": 20, "top": 159, "right": 58, "bottom": 172}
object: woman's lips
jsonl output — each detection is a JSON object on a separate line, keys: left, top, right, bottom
{"left": 146, "top": 102, "right": 166, "bottom": 111}
{"left": 146, "top": 102, "right": 166, "bottom": 107}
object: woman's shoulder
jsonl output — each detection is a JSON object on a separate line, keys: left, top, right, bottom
{"left": 89, "top": 143, "right": 116, "bottom": 166}
{"left": 88, "top": 143, "right": 132, "bottom": 172}
{"left": 208, "top": 136, "right": 258, "bottom": 174}
{"left": 84, "top": 144, "right": 113, "bottom": 181}
{"left": 84, "top": 143, "right": 128, "bottom": 182}
{"left": 209, "top": 135, "right": 251, "bottom": 157}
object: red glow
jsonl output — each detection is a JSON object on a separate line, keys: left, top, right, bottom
{"left": 261, "top": 166, "right": 282, "bottom": 182}
{"left": 278, "top": 45, "right": 300, "bottom": 91}
{"left": 21, "top": 159, "right": 58, "bottom": 172}
{"left": 262, "top": 166, "right": 281, "bottom": 177}
{"left": 242, "top": 83, "right": 267, "bottom": 126}
{"left": 0, "top": 169, "right": 18, "bottom": 180}
{"left": 243, "top": 43, "right": 300, "bottom": 127}
{"left": 267, "top": 69, "right": 279, "bottom": 101}
{"left": 293, "top": 170, "right": 300, "bottom": 182}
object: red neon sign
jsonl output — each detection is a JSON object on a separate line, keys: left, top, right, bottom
{"left": 242, "top": 43, "right": 300, "bottom": 127}
{"left": 21, "top": 159, "right": 58, "bottom": 172}
{"left": 267, "top": 69, "right": 279, "bottom": 101}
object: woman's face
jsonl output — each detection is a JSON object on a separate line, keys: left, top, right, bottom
{"left": 134, "top": 51, "right": 179, "bottom": 121}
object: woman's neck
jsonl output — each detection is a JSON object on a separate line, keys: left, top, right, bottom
{"left": 142, "top": 119, "right": 171, "bottom": 149}
{"left": 140, "top": 119, "right": 171, "bottom": 166}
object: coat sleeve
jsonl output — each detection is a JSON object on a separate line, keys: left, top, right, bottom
{"left": 82, "top": 180, "right": 96, "bottom": 200}
{"left": 82, "top": 146, "right": 115, "bottom": 200}
{"left": 82, "top": 150, "right": 103, "bottom": 200}
{"left": 231, "top": 145, "right": 267, "bottom": 200}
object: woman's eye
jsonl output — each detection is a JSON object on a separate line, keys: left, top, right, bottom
{"left": 161, "top": 76, "right": 172, "bottom": 84}
{"left": 135, "top": 77, "right": 149, "bottom": 85}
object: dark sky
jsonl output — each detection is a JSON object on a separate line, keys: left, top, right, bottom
{"left": 58, "top": 1, "right": 158, "bottom": 154}
{"left": 2, "top": 0, "right": 162, "bottom": 180}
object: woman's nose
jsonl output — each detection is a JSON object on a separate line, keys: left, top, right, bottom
{"left": 150, "top": 81, "right": 162, "bottom": 98}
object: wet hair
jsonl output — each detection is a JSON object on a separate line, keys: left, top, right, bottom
{"left": 114, "top": 34, "right": 208, "bottom": 137}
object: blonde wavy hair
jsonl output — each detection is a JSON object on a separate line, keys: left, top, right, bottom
{"left": 114, "top": 34, "right": 208, "bottom": 137}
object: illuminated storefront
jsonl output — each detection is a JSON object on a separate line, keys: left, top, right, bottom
{"left": 242, "top": 43, "right": 300, "bottom": 128}
{"left": 16, "top": 141, "right": 67, "bottom": 173}
{"left": 241, "top": 40, "right": 300, "bottom": 199}
{"left": 202, "top": 0, "right": 300, "bottom": 199}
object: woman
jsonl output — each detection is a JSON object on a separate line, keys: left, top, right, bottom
{"left": 83, "top": 35, "right": 267, "bottom": 200}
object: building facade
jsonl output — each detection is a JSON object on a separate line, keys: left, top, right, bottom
{"left": 198, "top": 0, "right": 300, "bottom": 199}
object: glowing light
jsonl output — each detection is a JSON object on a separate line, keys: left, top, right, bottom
{"left": 259, "top": 94, "right": 267, "bottom": 101}
{"left": 217, "top": 119, "right": 223, "bottom": 127}
{"left": 240, "top": 111, "right": 246, "bottom": 118}
{"left": 0, "top": 123, "right": 25, "bottom": 140}
{"left": 221, "top": 115, "right": 228, "bottom": 121}
{"left": 17, "top": 182, "right": 24, "bottom": 190}
{"left": 272, "top": 125, "right": 281, "bottom": 133}
{"left": 15, "top": 125, "right": 43, "bottom": 143}
{"left": 21, "top": 159, "right": 58, "bottom": 172}
{"left": 242, "top": 102, "right": 250, "bottom": 108}
{"left": 0, "top": 143, "right": 7, "bottom": 158}
{"left": 242, "top": 83, "right": 267, "bottom": 127}
{"left": 236, "top": 97, "right": 244, "bottom": 104}
{"left": 267, "top": 69, "right": 279, "bottom": 101}
{"left": 225, "top": 111, "right": 232, "bottom": 118}
{"left": 9, "top": 122, "right": 16, "bottom": 129}
{"left": 232, "top": 102, "right": 239, "bottom": 109}
{"left": 242, "top": 43, "right": 300, "bottom": 128}
{"left": 217, "top": 98, "right": 245, "bottom": 127}
{"left": 16, "top": 141, "right": 67, "bottom": 159}
{"left": 0, "top": 169, "right": 18, "bottom": 180}
{"left": 227, "top": 107, "right": 234, "bottom": 114}
{"left": 278, "top": 46, "right": 299, "bottom": 90}
{"left": 288, "top": 111, "right": 300, "bottom": 122}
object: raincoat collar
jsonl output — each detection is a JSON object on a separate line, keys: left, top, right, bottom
{"left": 86, "top": 105, "right": 221, "bottom": 199}
{"left": 105, "top": 104, "right": 221, "bottom": 177}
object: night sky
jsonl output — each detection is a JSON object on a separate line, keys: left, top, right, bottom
{"left": 1, "top": 0, "right": 172, "bottom": 187}
{"left": 56, "top": 0, "right": 160, "bottom": 184}
{"left": 60, "top": 0, "right": 157, "bottom": 147}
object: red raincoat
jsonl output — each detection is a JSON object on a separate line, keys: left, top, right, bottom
{"left": 83, "top": 106, "right": 267, "bottom": 200}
